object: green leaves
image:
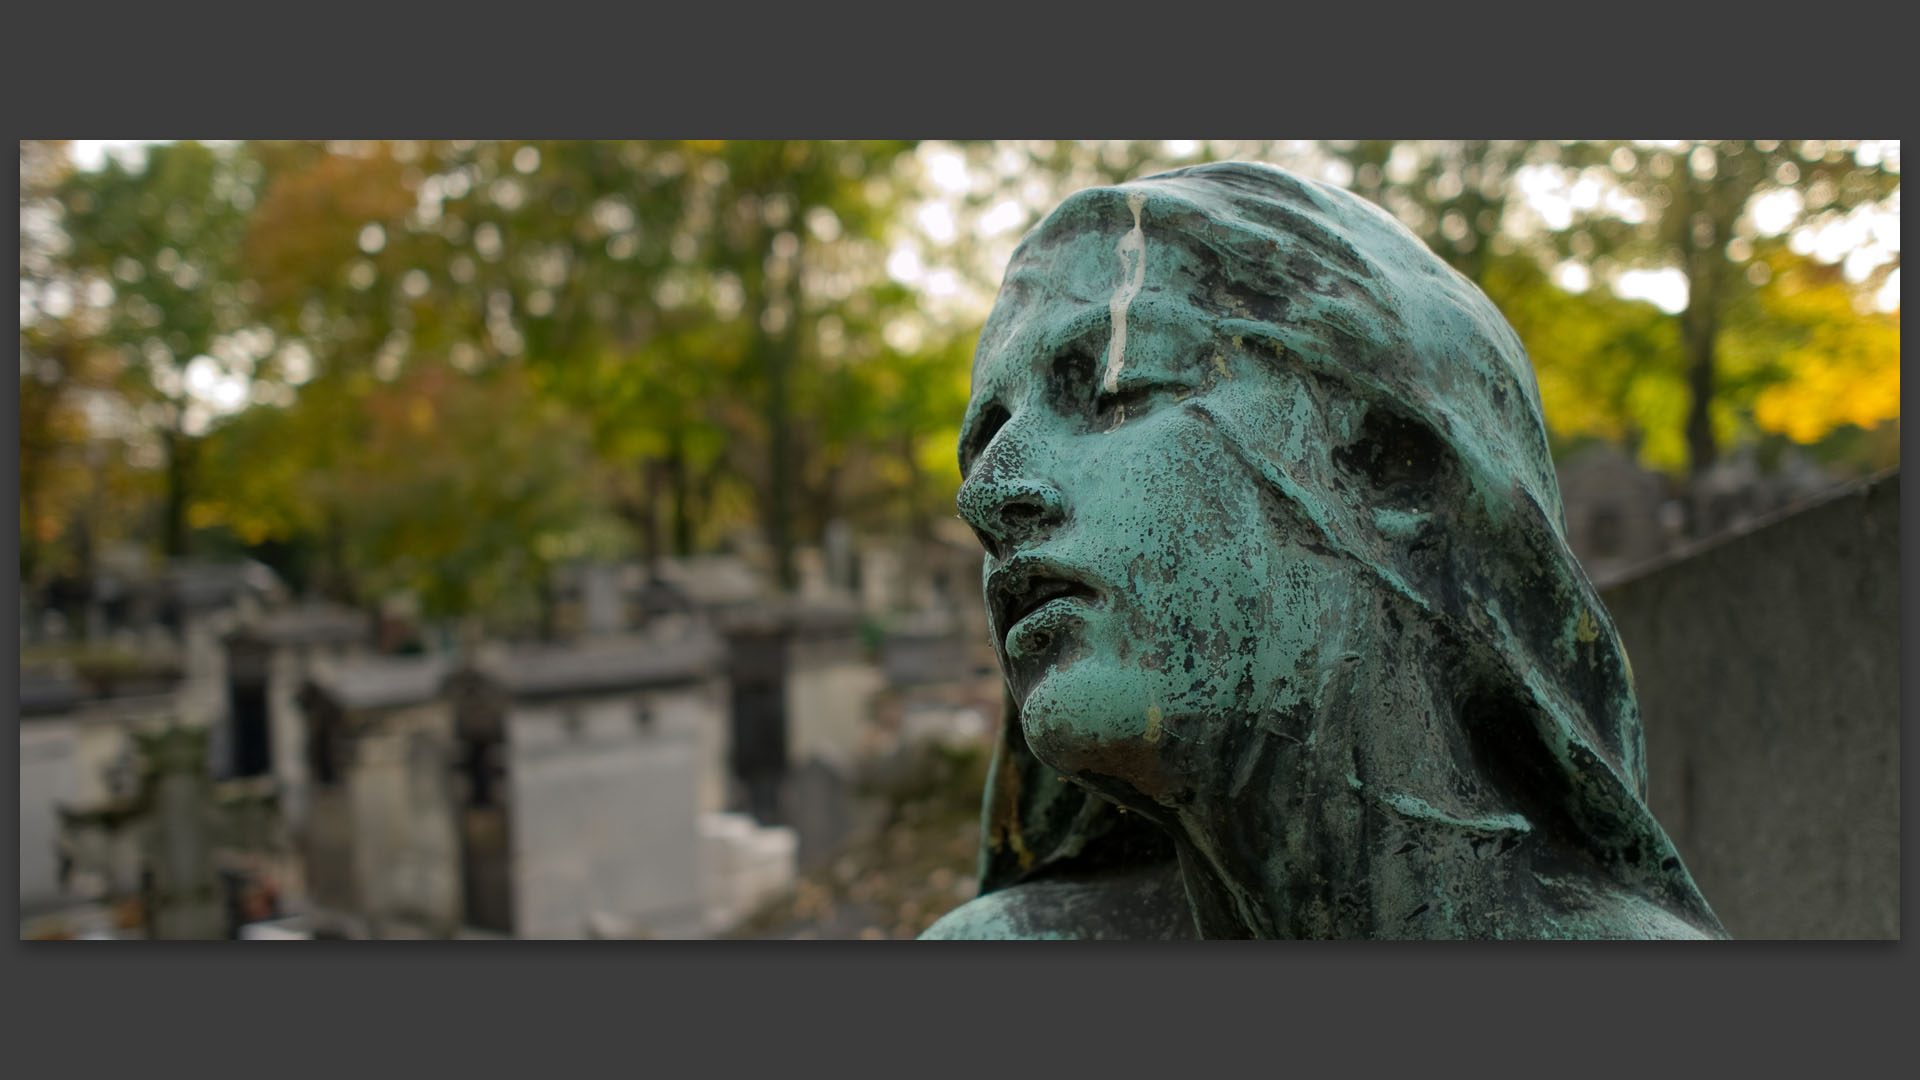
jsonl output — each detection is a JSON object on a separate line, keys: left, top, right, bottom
{"left": 21, "top": 139, "right": 1898, "bottom": 623}
{"left": 1325, "top": 140, "right": 1900, "bottom": 480}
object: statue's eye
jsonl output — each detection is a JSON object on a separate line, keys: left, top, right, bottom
{"left": 1047, "top": 345, "right": 1099, "bottom": 409}
{"left": 1332, "top": 404, "right": 1454, "bottom": 511}
{"left": 1093, "top": 381, "right": 1160, "bottom": 426}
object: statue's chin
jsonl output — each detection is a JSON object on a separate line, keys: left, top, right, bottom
{"left": 1019, "top": 707, "right": 1180, "bottom": 807}
{"left": 1011, "top": 652, "right": 1208, "bottom": 806}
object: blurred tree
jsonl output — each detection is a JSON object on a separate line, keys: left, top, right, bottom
{"left": 1544, "top": 140, "right": 1899, "bottom": 493}
{"left": 50, "top": 141, "right": 264, "bottom": 558}
{"left": 480, "top": 140, "right": 749, "bottom": 571}
{"left": 674, "top": 140, "right": 919, "bottom": 590}
{"left": 32, "top": 138, "right": 1897, "bottom": 636}
{"left": 20, "top": 138, "right": 88, "bottom": 584}
{"left": 1331, "top": 139, "right": 1534, "bottom": 286}
{"left": 1729, "top": 245, "right": 1900, "bottom": 463}
{"left": 228, "top": 140, "right": 945, "bottom": 609}
{"left": 348, "top": 361, "right": 615, "bottom": 622}
{"left": 242, "top": 139, "right": 460, "bottom": 599}
{"left": 1478, "top": 252, "right": 1681, "bottom": 460}
{"left": 1322, "top": 139, "right": 1899, "bottom": 499}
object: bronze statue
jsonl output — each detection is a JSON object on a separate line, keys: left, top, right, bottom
{"left": 922, "top": 162, "right": 1726, "bottom": 939}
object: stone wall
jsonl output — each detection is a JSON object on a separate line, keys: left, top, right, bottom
{"left": 1600, "top": 472, "right": 1899, "bottom": 939}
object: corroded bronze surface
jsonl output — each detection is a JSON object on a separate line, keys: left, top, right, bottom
{"left": 921, "top": 162, "right": 1725, "bottom": 940}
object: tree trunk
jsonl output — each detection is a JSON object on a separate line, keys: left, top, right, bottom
{"left": 666, "top": 427, "right": 694, "bottom": 557}
{"left": 760, "top": 211, "right": 804, "bottom": 593}
{"left": 764, "top": 317, "right": 798, "bottom": 592}
{"left": 534, "top": 558, "right": 558, "bottom": 642}
{"left": 734, "top": 144, "right": 803, "bottom": 593}
{"left": 1682, "top": 301, "right": 1719, "bottom": 484}
{"left": 162, "top": 428, "right": 198, "bottom": 559}
{"left": 318, "top": 506, "right": 356, "bottom": 604}
{"left": 901, "top": 431, "right": 929, "bottom": 546}
{"left": 1672, "top": 175, "right": 1724, "bottom": 538}
{"left": 1681, "top": 204, "right": 1724, "bottom": 489}
{"left": 18, "top": 397, "right": 49, "bottom": 582}
{"left": 640, "top": 458, "right": 665, "bottom": 576}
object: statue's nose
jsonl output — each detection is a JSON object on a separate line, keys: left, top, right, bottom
{"left": 957, "top": 471, "right": 1066, "bottom": 561}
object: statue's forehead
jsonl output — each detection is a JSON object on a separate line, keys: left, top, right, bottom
{"left": 974, "top": 232, "right": 1226, "bottom": 390}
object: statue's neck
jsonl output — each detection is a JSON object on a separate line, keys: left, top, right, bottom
{"left": 1171, "top": 837, "right": 1269, "bottom": 939}
{"left": 1165, "top": 774, "right": 1688, "bottom": 940}
{"left": 1158, "top": 708, "right": 1514, "bottom": 939}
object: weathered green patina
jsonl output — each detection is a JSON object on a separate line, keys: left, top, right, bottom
{"left": 920, "top": 162, "right": 1726, "bottom": 940}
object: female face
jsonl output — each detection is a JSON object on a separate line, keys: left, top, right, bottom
{"left": 955, "top": 195, "right": 1372, "bottom": 808}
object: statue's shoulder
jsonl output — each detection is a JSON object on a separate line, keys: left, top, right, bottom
{"left": 1606, "top": 891, "right": 1730, "bottom": 940}
{"left": 919, "top": 862, "right": 1197, "bottom": 940}
{"left": 919, "top": 888, "right": 1080, "bottom": 940}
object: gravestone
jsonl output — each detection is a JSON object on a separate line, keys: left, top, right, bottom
{"left": 1554, "top": 443, "right": 1680, "bottom": 587}
{"left": 297, "top": 654, "right": 461, "bottom": 939}
{"left": 221, "top": 603, "right": 371, "bottom": 827}
{"left": 455, "top": 629, "right": 727, "bottom": 939}
{"left": 19, "top": 690, "right": 85, "bottom": 915}
{"left": 52, "top": 724, "right": 281, "bottom": 939}
{"left": 922, "top": 162, "right": 1724, "bottom": 940}
{"left": 783, "top": 755, "right": 854, "bottom": 871}
{"left": 579, "top": 562, "right": 625, "bottom": 636}
{"left": 720, "top": 601, "right": 883, "bottom": 845}
{"left": 21, "top": 668, "right": 186, "bottom": 919}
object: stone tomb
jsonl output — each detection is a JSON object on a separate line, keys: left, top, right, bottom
{"left": 20, "top": 669, "right": 180, "bottom": 918}
{"left": 719, "top": 600, "right": 882, "bottom": 869}
{"left": 222, "top": 603, "right": 372, "bottom": 830}
{"left": 297, "top": 654, "right": 463, "bottom": 939}
{"left": 450, "top": 630, "right": 729, "bottom": 939}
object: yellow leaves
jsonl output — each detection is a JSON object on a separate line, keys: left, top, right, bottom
{"left": 1623, "top": 372, "right": 1692, "bottom": 472}
{"left": 244, "top": 148, "right": 413, "bottom": 310}
{"left": 1535, "top": 365, "right": 1626, "bottom": 443}
{"left": 1484, "top": 253, "right": 1680, "bottom": 460}
{"left": 1744, "top": 251, "right": 1902, "bottom": 445}
{"left": 914, "top": 425, "right": 962, "bottom": 481}
{"left": 187, "top": 502, "right": 224, "bottom": 531}
{"left": 1490, "top": 243, "right": 1899, "bottom": 472}
{"left": 1754, "top": 346, "right": 1901, "bottom": 442}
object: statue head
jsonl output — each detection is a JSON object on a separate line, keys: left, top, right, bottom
{"left": 947, "top": 161, "right": 1724, "bottom": 939}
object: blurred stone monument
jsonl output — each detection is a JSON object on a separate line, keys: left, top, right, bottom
{"left": 222, "top": 603, "right": 372, "bottom": 830}
{"left": 297, "top": 654, "right": 461, "bottom": 939}
{"left": 449, "top": 629, "right": 728, "bottom": 939}
{"left": 54, "top": 724, "right": 282, "bottom": 940}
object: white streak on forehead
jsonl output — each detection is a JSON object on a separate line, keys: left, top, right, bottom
{"left": 1102, "top": 192, "right": 1149, "bottom": 395}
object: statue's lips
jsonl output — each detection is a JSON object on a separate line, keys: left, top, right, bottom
{"left": 988, "top": 557, "right": 1101, "bottom": 654}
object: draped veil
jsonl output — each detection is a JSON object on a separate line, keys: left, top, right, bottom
{"left": 959, "top": 162, "right": 1724, "bottom": 940}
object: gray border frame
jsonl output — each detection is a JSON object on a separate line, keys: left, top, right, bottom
{"left": 7, "top": 2, "right": 1910, "bottom": 1072}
